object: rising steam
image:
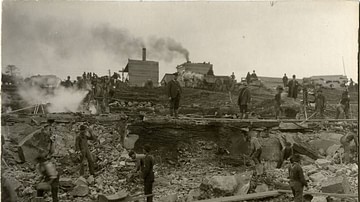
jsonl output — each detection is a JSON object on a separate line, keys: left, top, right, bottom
{"left": 18, "top": 80, "right": 89, "bottom": 113}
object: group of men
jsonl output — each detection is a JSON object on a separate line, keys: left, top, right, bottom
{"left": 5, "top": 119, "right": 155, "bottom": 202}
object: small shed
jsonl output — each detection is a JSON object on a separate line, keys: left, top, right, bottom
{"left": 124, "top": 48, "right": 159, "bottom": 87}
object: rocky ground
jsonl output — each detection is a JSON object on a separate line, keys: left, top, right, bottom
{"left": 1, "top": 84, "right": 359, "bottom": 202}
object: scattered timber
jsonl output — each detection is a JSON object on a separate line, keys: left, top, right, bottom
{"left": 278, "top": 190, "right": 358, "bottom": 198}
{"left": 193, "top": 191, "right": 281, "bottom": 202}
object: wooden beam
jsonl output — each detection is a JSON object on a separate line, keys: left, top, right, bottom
{"left": 278, "top": 190, "right": 358, "bottom": 198}
{"left": 193, "top": 191, "right": 281, "bottom": 202}
{"left": 180, "top": 117, "right": 358, "bottom": 123}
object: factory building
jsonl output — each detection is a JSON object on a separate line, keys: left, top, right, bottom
{"left": 123, "top": 48, "right": 159, "bottom": 87}
{"left": 176, "top": 61, "right": 214, "bottom": 76}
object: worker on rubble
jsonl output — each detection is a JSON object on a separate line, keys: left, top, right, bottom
{"left": 142, "top": 144, "right": 155, "bottom": 202}
{"left": 251, "top": 70, "right": 258, "bottom": 80}
{"left": 276, "top": 142, "right": 293, "bottom": 168}
{"left": 315, "top": 89, "right": 326, "bottom": 118}
{"left": 287, "top": 75, "right": 300, "bottom": 100}
{"left": 75, "top": 124, "right": 96, "bottom": 176}
{"left": 340, "top": 88, "right": 350, "bottom": 119}
{"left": 35, "top": 154, "right": 59, "bottom": 202}
{"left": 249, "top": 131, "right": 262, "bottom": 165}
{"left": 166, "top": 72, "right": 182, "bottom": 118}
{"left": 340, "top": 131, "right": 358, "bottom": 164}
{"left": 238, "top": 83, "right": 251, "bottom": 119}
{"left": 282, "top": 73, "right": 288, "bottom": 87}
{"left": 246, "top": 72, "right": 251, "bottom": 84}
{"left": 302, "top": 85, "right": 309, "bottom": 107}
{"left": 274, "top": 86, "right": 284, "bottom": 119}
{"left": 288, "top": 154, "right": 307, "bottom": 202}
{"left": 64, "top": 76, "right": 73, "bottom": 88}
{"left": 128, "top": 150, "right": 145, "bottom": 182}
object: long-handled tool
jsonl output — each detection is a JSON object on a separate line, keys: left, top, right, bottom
{"left": 300, "top": 112, "right": 317, "bottom": 125}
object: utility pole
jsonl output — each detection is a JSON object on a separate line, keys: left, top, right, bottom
{"left": 342, "top": 56, "right": 346, "bottom": 76}
{"left": 108, "top": 69, "right": 111, "bottom": 77}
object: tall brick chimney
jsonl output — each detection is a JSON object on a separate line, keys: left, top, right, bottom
{"left": 142, "top": 48, "right": 146, "bottom": 61}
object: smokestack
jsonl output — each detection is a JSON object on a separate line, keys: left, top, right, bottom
{"left": 142, "top": 48, "right": 146, "bottom": 61}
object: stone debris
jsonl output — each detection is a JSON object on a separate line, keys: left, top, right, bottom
{"left": 321, "top": 176, "right": 351, "bottom": 194}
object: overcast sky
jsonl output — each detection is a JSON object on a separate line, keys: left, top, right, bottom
{"left": 1, "top": 1, "right": 358, "bottom": 82}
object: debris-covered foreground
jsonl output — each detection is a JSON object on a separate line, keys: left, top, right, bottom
{"left": 1, "top": 112, "right": 358, "bottom": 202}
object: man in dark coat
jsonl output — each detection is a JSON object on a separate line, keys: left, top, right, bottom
{"left": 282, "top": 74, "right": 288, "bottom": 87}
{"left": 142, "top": 144, "right": 155, "bottom": 202}
{"left": 315, "top": 89, "right": 326, "bottom": 118}
{"left": 75, "top": 124, "right": 96, "bottom": 176}
{"left": 274, "top": 86, "right": 283, "bottom": 119}
{"left": 166, "top": 72, "right": 182, "bottom": 118}
{"left": 289, "top": 154, "right": 307, "bottom": 202}
{"left": 287, "top": 75, "right": 300, "bottom": 99}
{"left": 340, "top": 88, "right": 350, "bottom": 119}
{"left": 238, "top": 83, "right": 251, "bottom": 119}
{"left": 246, "top": 72, "right": 251, "bottom": 84}
{"left": 35, "top": 155, "right": 59, "bottom": 202}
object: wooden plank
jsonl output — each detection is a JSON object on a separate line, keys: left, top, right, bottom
{"left": 278, "top": 190, "right": 358, "bottom": 198}
{"left": 180, "top": 117, "right": 358, "bottom": 123}
{"left": 193, "top": 191, "right": 281, "bottom": 202}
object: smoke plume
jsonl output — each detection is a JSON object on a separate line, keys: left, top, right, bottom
{"left": 2, "top": 4, "right": 190, "bottom": 78}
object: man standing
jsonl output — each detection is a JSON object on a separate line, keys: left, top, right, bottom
{"left": 142, "top": 145, "right": 155, "bottom": 202}
{"left": 287, "top": 75, "right": 300, "bottom": 99}
{"left": 64, "top": 76, "right": 73, "bottom": 88}
{"left": 302, "top": 85, "right": 309, "bottom": 106}
{"left": 75, "top": 124, "right": 96, "bottom": 176}
{"left": 276, "top": 142, "right": 293, "bottom": 168}
{"left": 288, "top": 154, "right": 307, "bottom": 202}
{"left": 282, "top": 74, "right": 288, "bottom": 87}
{"left": 167, "top": 72, "right": 182, "bottom": 118}
{"left": 340, "top": 131, "right": 358, "bottom": 164}
{"left": 315, "top": 89, "right": 326, "bottom": 118}
{"left": 238, "top": 83, "right": 251, "bottom": 119}
{"left": 340, "top": 88, "right": 350, "bottom": 119}
{"left": 249, "top": 132, "right": 262, "bottom": 165}
{"left": 274, "top": 86, "right": 283, "bottom": 119}
{"left": 35, "top": 155, "right": 59, "bottom": 202}
{"left": 251, "top": 70, "right": 258, "bottom": 80}
{"left": 246, "top": 72, "right": 251, "bottom": 84}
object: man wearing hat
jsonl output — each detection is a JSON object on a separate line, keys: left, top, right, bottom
{"left": 315, "top": 89, "right": 326, "bottom": 118}
{"left": 142, "top": 144, "right": 155, "bottom": 202}
{"left": 274, "top": 86, "right": 284, "bottom": 119}
{"left": 288, "top": 154, "right": 307, "bottom": 202}
{"left": 238, "top": 83, "right": 251, "bottom": 119}
{"left": 75, "top": 124, "right": 96, "bottom": 176}
{"left": 340, "top": 88, "right": 350, "bottom": 119}
{"left": 340, "top": 130, "right": 358, "bottom": 164}
{"left": 35, "top": 154, "right": 59, "bottom": 202}
{"left": 166, "top": 72, "right": 182, "bottom": 118}
{"left": 287, "top": 75, "right": 300, "bottom": 99}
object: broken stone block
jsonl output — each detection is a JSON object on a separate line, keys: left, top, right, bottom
{"left": 258, "top": 137, "right": 281, "bottom": 161}
{"left": 326, "top": 144, "right": 341, "bottom": 157}
{"left": 17, "top": 128, "right": 51, "bottom": 163}
{"left": 59, "top": 178, "right": 74, "bottom": 187}
{"left": 315, "top": 159, "right": 331, "bottom": 168}
{"left": 160, "top": 194, "right": 177, "bottom": 202}
{"left": 309, "top": 173, "right": 326, "bottom": 183}
{"left": 187, "top": 189, "right": 201, "bottom": 201}
{"left": 71, "top": 184, "right": 89, "bottom": 197}
{"left": 255, "top": 183, "right": 269, "bottom": 193}
{"left": 234, "top": 171, "right": 253, "bottom": 195}
{"left": 124, "top": 134, "right": 139, "bottom": 150}
{"left": 97, "top": 190, "right": 128, "bottom": 202}
{"left": 87, "top": 175, "right": 95, "bottom": 185}
{"left": 300, "top": 155, "right": 315, "bottom": 166}
{"left": 75, "top": 176, "right": 88, "bottom": 186}
{"left": 321, "top": 176, "right": 351, "bottom": 194}
{"left": 201, "top": 175, "right": 238, "bottom": 197}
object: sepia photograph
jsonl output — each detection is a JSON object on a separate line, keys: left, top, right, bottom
{"left": 1, "top": 1, "right": 359, "bottom": 202}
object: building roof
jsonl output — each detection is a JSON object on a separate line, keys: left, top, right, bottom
{"left": 124, "top": 59, "right": 159, "bottom": 72}
{"left": 176, "top": 62, "right": 213, "bottom": 75}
